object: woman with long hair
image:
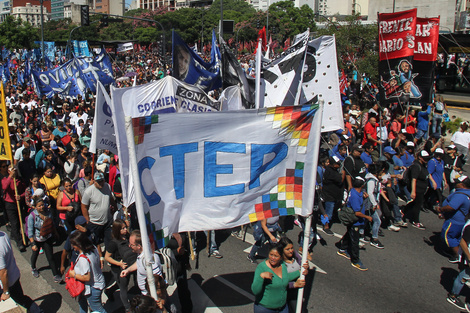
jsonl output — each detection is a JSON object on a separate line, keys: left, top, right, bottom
{"left": 56, "top": 178, "right": 81, "bottom": 233}
{"left": 68, "top": 231, "right": 106, "bottom": 313}
{"left": 104, "top": 219, "right": 137, "bottom": 311}
{"left": 279, "top": 237, "right": 310, "bottom": 313}
{"left": 251, "top": 244, "right": 305, "bottom": 313}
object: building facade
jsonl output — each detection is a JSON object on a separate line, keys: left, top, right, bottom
{"left": 0, "top": 0, "right": 11, "bottom": 22}
{"left": 11, "top": 2, "right": 49, "bottom": 26}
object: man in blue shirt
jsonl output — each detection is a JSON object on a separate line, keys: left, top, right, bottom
{"left": 415, "top": 105, "right": 431, "bottom": 143}
{"left": 400, "top": 141, "right": 415, "bottom": 168}
{"left": 424, "top": 148, "right": 447, "bottom": 213}
{"left": 360, "top": 143, "right": 373, "bottom": 167}
{"left": 337, "top": 177, "right": 372, "bottom": 271}
{"left": 437, "top": 176, "right": 470, "bottom": 263}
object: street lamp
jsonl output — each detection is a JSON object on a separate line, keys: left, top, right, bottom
{"left": 39, "top": 0, "right": 45, "bottom": 63}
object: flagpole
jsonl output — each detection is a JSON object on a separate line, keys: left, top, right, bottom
{"left": 255, "top": 38, "right": 262, "bottom": 109}
{"left": 295, "top": 99, "right": 324, "bottom": 313}
{"left": 124, "top": 116, "right": 158, "bottom": 301}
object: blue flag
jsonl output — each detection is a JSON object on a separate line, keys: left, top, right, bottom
{"left": 172, "top": 30, "right": 221, "bottom": 92}
{"left": 31, "top": 53, "right": 115, "bottom": 98}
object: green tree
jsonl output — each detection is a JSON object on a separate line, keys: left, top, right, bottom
{"left": 316, "top": 15, "right": 378, "bottom": 81}
{"left": 0, "top": 16, "right": 39, "bottom": 49}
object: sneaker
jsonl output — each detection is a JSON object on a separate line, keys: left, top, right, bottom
{"left": 394, "top": 220, "right": 408, "bottom": 228}
{"left": 230, "top": 231, "right": 242, "bottom": 239}
{"left": 323, "top": 228, "right": 334, "bottom": 236}
{"left": 422, "top": 207, "right": 430, "bottom": 213}
{"left": 465, "top": 302, "right": 470, "bottom": 312}
{"left": 351, "top": 261, "right": 368, "bottom": 271}
{"left": 378, "top": 229, "right": 385, "bottom": 237}
{"left": 39, "top": 248, "right": 44, "bottom": 255}
{"left": 370, "top": 239, "right": 384, "bottom": 249}
{"left": 337, "top": 250, "right": 350, "bottom": 260}
{"left": 412, "top": 222, "right": 426, "bottom": 230}
{"left": 360, "top": 236, "right": 370, "bottom": 244}
{"left": 209, "top": 250, "right": 223, "bottom": 259}
{"left": 247, "top": 255, "right": 258, "bottom": 264}
{"left": 31, "top": 268, "right": 39, "bottom": 278}
{"left": 448, "top": 256, "right": 460, "bottom": 264}
{"left": 387, "top": 224, "right": 400, "bottom": 232}
{"left": 447, "top": 294, "right": 466, "bottom": 310}
{"left": 53, "top": 275, "right": 63, "bottom": 283}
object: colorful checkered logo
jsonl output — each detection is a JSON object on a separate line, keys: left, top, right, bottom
{"left": 249, "top": 104, "right": 316, "bottom": 222}
{"left": 133, "top": 115, "right": 159, "bottom": 145}
{"left": 145, "top": 211, "right": 169, "bottom": 249}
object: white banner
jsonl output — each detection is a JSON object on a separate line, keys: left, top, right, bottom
{"left": 131, "top": 104, "right": 322, "bottom": 234}
{"left": 117, "top": 42, "right": 134, "bottom": 53}
{"left": 299, "top": 36, "right": 343, "bottom": 133}
{"left": 110, "top": 76, "right": 221, "bottom": 207}
{"left": 90, "top": 82, "right": 116, "bottom": 154}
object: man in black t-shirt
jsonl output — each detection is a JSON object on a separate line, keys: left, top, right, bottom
{"left": 405, "top": 150, "right": 431, "bottom": 230}
{"left": 343, "top": 144, "right": 367, "bottom": 190}
{"left": 446, "top": 221, "right": 470, "bottom": 311}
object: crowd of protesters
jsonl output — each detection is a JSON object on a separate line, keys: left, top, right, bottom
{"left": 0, "top": 47, "right": 470, "bottom": 313}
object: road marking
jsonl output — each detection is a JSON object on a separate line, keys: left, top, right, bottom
{"left": 237, "top": 228, "right": 327, "bottom": 274}
{"left": 214, "top": 275, "right": 256, "bottom": 301}
{"left": 448, "top": 105, "right": 470, "bottom": 110}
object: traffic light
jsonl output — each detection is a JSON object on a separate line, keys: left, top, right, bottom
{"left": 101, "top": 15, "right": 109, "bottom": 27}
{"left": 256, "top": 20, "right": 260, "bottom": 28}
{"left": 80, "top": 5, "right": 89, "bottom": 26}
{"left": 158, "top": 35, "right": 164, "bottom": 56}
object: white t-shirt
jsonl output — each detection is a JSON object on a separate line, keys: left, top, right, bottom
{"left": 75, "top": 248, "right": 105, "bottom": 295}
{"left": 0, "top": 232, "right": 21, "bottom": 289}
{"left": 451, "top": 131, "right": 470, "bottom": 147}
{"left": 136, "top": 252, "right": 163, "bottom": 295}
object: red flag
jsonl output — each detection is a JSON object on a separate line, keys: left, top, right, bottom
{"left": 339, "top": 70, "right": 347, "bottom": 95}
{"left": 254, "top": 26, "right": 267, "bottom": 54}
{"left": 283, "top": 37, "right": 291, "bottom": 51}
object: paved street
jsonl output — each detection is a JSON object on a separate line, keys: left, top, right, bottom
{"left": 2, "top": 106, "right": 470, "bottom": 313}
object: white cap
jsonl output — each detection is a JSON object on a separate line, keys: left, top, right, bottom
{"left": 332, "top": 156, "right": 340, "bottom": 163}
{"left": 435, "top": 148, "right": 444, "bottom": 154}
{"left": 406, "top": 141, "right": 415, "bottom": 147}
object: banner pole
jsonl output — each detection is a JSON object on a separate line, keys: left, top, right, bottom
{"left": 188, "top": 231, "right": 195, "bottom": 261}
{"left": 13, "top": 177, "right": 26, "bottom": 246}
{"left": 295, "top": 99, "right": 324, "bottom": 313}
{"left": 255, "top": 38, "right": 262, "bottom": 109}
{"left": 124, "top": 116, "right": 158, "bottom": 301}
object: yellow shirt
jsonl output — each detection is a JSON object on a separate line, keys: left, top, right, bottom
{"left": 40, "top": 174, "right": 61, "bottom": 200}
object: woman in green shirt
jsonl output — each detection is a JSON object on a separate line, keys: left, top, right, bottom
{"left": 251, "top": 244, "right": 305, "bottom": 313}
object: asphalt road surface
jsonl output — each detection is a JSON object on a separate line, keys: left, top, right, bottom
{"left": 2, "top": 106, "right": 470, "bottom": 313}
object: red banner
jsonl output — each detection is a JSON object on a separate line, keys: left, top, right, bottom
{"left": 414, "top": 17, "right": 440, "bottom": 62}
{"left": 378, "top": 8, "right": 417, "bottom": 61}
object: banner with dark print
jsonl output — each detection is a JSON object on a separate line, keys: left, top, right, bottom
{"left": 411, "top": 17, "right": 440, "bottom": 104}
{"left": 378, "top": 9, "right": 418, "bottom": 103}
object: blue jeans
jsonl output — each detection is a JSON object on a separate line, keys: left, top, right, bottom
{"left": 451, "top": 267, "right": 470, "bottom": 296}
{"left": 371, "top": 211, "right": 381, "bottom": 239}
{"left": 78, "top": 287, "right": 106, "bottom": 313}
{"left": 254, "top": 303, "right": 288, "bottom": 313}
{"left": 432, "top": 114, "right": 442, "bottom": 137}
{"left": 204, "top": 230, "right": 217, "bottom": 253}
{"left": 324, "top": 201, "right": 336, "bottom": 221}
{"left": 415, "top": 128, "right": 428, "bottom": 141}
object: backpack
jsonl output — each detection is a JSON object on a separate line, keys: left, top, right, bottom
{"left": 155, "top": 247, "right": 178, "bottom": 286}
{"left": 338, "top": 205, "right": 359, "bottom": 226}
{"left": 339, "top": 155, "right": 355, "bottom": 176}
{"left": 401, "top": 161, "right": 421, "bottom": 188}
{"left": 73, "top": 178, "right": 84, "bottom": 190}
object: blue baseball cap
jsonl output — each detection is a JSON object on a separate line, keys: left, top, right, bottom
{"left": 384, "top": 146, "right": 396, "bottom": 155}
{"left": 94, "top": 171, "right": 105, "bottom": 181}
{"left": 74, "top": 216, "right": 87, "bottom": 226}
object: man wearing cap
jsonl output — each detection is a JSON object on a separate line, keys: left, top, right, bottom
{"left": 401, "top": 142, "right": 415, "bottom": 168}
{"left": 13, "top": 137, "right": 35, "bottom": 165}
{"left": 444, "top": 144, "right": 464, "bottom": 192}
{"left": 424, "top": 148, "right": 447, "bottom": 212}
{"left": 437, "top": 176, "right": 470, "bottom": 263}
{"left": 451, "top": 122, "right": 470, "bottom": 162}
{"left": 405, "top": 150, "right": 431, "bottom": 230}
{"left": 343, "top": 144, "right": 367, "bottom": 191}
{"left": 81, "top": 171, "right": 116, "bottom": 249}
